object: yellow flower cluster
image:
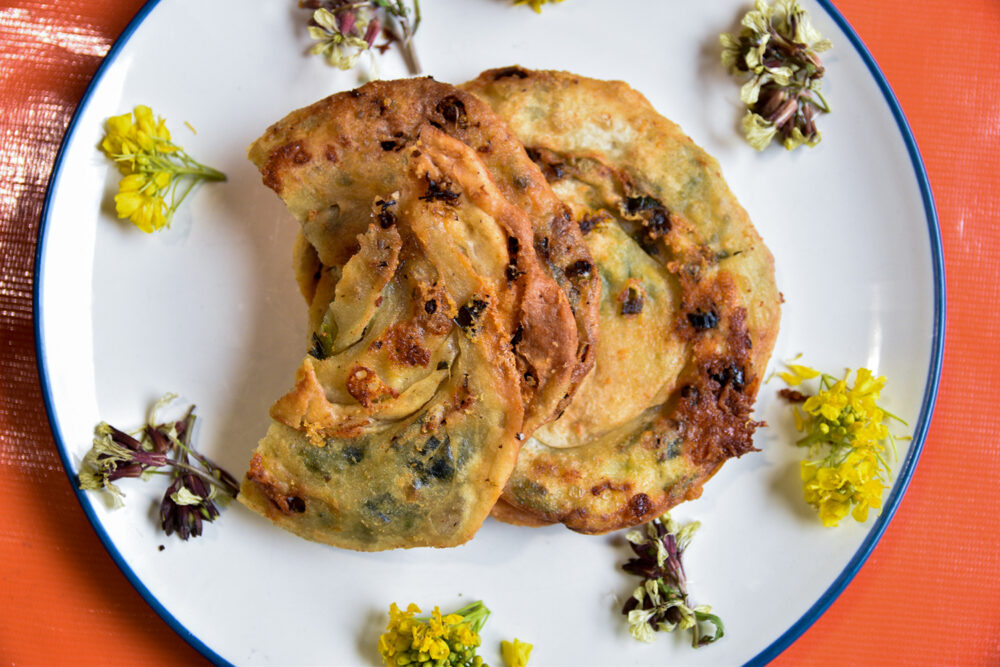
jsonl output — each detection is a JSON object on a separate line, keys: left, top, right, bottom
{"left": 101, "top": 105, "right": 175, "bottom": 166}
{"left": 99, "top": 105, "right": 224, "bottom": 233}
{"left": 378, "top": 602, "right": 488, "bottom": 667}
{"left": 113, "top": 170, "right": 171, "bottom": 233}
{"left": 513, "top": 0, "right": 564, "bottom": 13}
{"left": 780, "top": 364, "right": 905, "bottom": 527}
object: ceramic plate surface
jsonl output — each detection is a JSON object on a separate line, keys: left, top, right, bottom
{"left": 37, "top": 0, "right": 943, "bottom": 664}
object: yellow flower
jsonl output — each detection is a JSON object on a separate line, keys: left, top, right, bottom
{"left": 377, "top": 601, "right": 489, "bottom": 667}
{"left": 850, "top": 367, "right": 885, "bottom": 399}
{"left": 839, "top": 447, "right": 877, "bottom": 486}
{"left": 454, "top": 622, "right": 480, "bottom": 647}
{"left": 783, "top": 363, "right": 904, "bottom": 528}
{"left": 802, "top": 379, "right": 847, "bottom": 421}
{"left": 378, "top": 603, "right": 422, "bottom": 659}
{"left": 100, "top": 107, "right": 175, "bottom": 167}
{"left": 101, "top": 113, "right": 140, "bottom": 171}
{"left": 501, "top": 638, "right": 533, "bottom": 667}
{"left": 99, "top": 105, "right": 225, "bottom": 233}
{"left": 428, "top": 638, "right": 450, "bottom": 660}
{"left": 814, "top": 465, "right": 845, "bottom": 491}
{"left": 777, "top": 362, "right": 820, "bottom": 386}
{"left": 817, "top": 494, "right": 851, "bottom": 527}
{"left": 113, "top": 172, "right": 169, "bottom": 233}
{"left": 514, "top": 0, "right": 564, "bottom": 12}
{"left": 850, "top": 478, "right": 885, "bottom": 522}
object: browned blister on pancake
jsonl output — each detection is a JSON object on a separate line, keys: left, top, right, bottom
{"left": 248, "top": 78, "right": 599, "bottom": 433}
{"left": 464, "top": 68, "right": 781, "bottom": 534}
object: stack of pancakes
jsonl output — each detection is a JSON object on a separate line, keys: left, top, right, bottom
{"left": 239, "top": 68, "right": 780, "bottom": 551}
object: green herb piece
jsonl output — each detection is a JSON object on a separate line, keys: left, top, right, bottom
{"left": 500, "top": 638, "right": 532, "bottom": 667}
{"left": 78, "top": 395, "right": 239, "bottom": 540}
{"left": 513, "top": 0, "right": 564, "bottom": 12}
{"left": 378, "top": 600, "right": 490, "bottom": 666}
{"left": 621, "top": 514, "right": 724, "bottom": 648}
{"left": 308, "top": 312, "right": 337, "bottom": 360}
{"left": 720, "top": 0, "right": 832, "bottom": 150}
{"left": 99, "top": 106, "right": 225, "bottom": 232}
{"left": 778, "top": 362, "right": 907, "bottom": 527}
{"left": 302, "top": 0, "right": 422, "bottom": 75}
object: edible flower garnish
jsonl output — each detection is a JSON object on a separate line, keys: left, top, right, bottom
{"left": 378, "top": 600, "right": 490, "bottom": 667}
{"left": 720, "top": 0, "right": 832, "bottom": 150}
{"left": 513, "top": 0, "right": 564, "bottom": 12}
{"left": 99, "top": 106, "right": 225, "bottom": 232}
{"left": 302, "top": 0, "right": 422, "bottom": 74}
{"left": 621, "top": 514, "right": 724, "bottom": 648}
{"left": 779, "top": 363, "right": 906, "bottom": 527}
{"left": 500, "top": 638, "right": 532, "bottom": 667}
{"left": 78, "top": 395, "right": 239, "bottom": 540}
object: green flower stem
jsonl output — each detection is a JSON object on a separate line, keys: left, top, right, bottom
{"left": 399, "top": 31, "right": 421, "bottom": 75}
{"left": 692, "top": 610, "right": 725, "bottom": 648}
{"left": 454, "top": 601, "right": 490, "bottom": 632}
{"left": 167, "top": 460, "right": 232, "bottom": 491}
{"left": 112, "top": 152, "right": 226, "bottom": 181}
{"left": 399, "top": 0, "right": 421, "bottom": 74}
{"left": 165, "top": 416, "right": 239, "bottom": 497}
{"left": 168, "top": 175, "right": 201, "bottom": 218}
{"left": 810, "top": 89, "right": 831, "bottom": 114}
{"left": 376, "top": 0, "right": 422, "bottom": 74}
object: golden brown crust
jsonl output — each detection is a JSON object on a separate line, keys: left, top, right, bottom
{"left": 240, "top": 79, "right": 607, "bottom": 550}
{"left": 464, "top": 68, "right": 781, "bottom": 534}
{"left": 489, "top": 497, "right": 555, "bottom": 528}
{"left": 248, "top": 77, "right": 598, "bottom": 433}
{"left": 244, "top": 196, "right": 525, "bottom": 550}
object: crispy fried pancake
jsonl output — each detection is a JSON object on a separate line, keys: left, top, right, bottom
{"left": 248, "top": 78, "right": 599, "bottom": 432}
{"left": 241, "top": 82, "right": 591, "bottom": 549}
{"left": 464, "top": 68, "right": 781, "bottom": 534}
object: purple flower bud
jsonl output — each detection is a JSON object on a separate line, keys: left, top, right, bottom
{"left": 160, "top": 471, "right": 223, "bottom": 540}
{"left": 769, "top": 98, "right": 799, "bottom": 128}
{"left": 339, "top": 10, "right": 356, "bottom": 36}
{"left": 159, "top": 484, "right": 178, "bottom": 534}
{"left": 106, "top": 462, "right": 145, "bottom": 481}
{"left": 109, "top": 425, "right": 144, "bottom": 452}
{"left": 145, "top": 424, "right": 172, "bottom": 454}
{"left": 364, "top": 17, "right": 381, "bottom": 46}
{"left": 756, "top": 87, "right": 788, "bottom": 119}
{"left": 131, "top": 448, "right": 168, "bottom": 468}
{"left": 188, "top": 507, "right": 203, "bottom": 539}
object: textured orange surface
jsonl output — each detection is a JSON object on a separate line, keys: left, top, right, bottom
{"left": 1, "top": 1, "right": 997, "bottom": 664}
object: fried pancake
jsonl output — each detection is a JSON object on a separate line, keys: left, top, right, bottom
{"left": 240, "top": 85, "right": 590, "bottom": 549}
{"left": 248, "top": 77, "right": 599, "bottom": 433}
{"left": 464, "top": 68, "right": 781, "bottom": 534}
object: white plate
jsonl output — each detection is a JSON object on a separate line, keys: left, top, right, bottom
{"left": 36, "top": 0, "right": 943, "bottom": 664}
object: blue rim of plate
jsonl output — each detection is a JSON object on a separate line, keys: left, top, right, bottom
{"left": 31, "top": 0, "right": 229, "bottom": 664}
{"left": 33, "top": 1, "right": 944, "bottom": 665}
{"left": 747, "top": 1, "right": 945, "bottom": 663}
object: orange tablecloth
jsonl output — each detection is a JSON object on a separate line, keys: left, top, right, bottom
{"left": 2, "top": 1, "right": 997, "bottom": 664}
